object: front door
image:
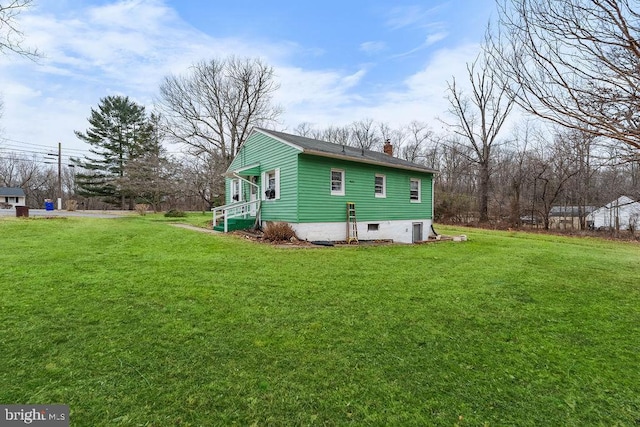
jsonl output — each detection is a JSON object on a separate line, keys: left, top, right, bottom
{"left": 250, "top": 176, "right": 258, "bottom": 216}
{"left": 412, "top": 222, "right": 423, "bottom": 243}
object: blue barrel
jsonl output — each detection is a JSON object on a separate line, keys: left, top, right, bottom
{"left": 45, "top": 201, "right": 54, "bottom": 211}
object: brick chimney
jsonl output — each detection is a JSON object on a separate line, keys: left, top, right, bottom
{"left": 383, "top": 139, "right": 393, "bottom": 156}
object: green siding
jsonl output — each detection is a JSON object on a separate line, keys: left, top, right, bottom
{"left": 297, "top": 154, "right": 433, "bottom": 223}
{"left": 226, "top": 133, "right": 301, "bottom": 222}
{"left": 225, "top": 132, "right": 434, "bottom": 225}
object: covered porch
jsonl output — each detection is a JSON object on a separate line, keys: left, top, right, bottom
{"left": 212, "top": 163, "right": 262, "bottom": 232}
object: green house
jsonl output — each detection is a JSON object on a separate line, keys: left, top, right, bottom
{"left": 213, "top": 128, "right": 437, "bottom": 243}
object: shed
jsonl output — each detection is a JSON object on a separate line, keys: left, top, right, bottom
{"left": 587, "top": 196, "right": 640, "bottom": 231}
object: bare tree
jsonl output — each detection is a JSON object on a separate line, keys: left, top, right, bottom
{"left": 563, "top": 129, "right": 602, "bottom": 229}
{"left": 497, "top": 121, "right": 536, "bottom": 227}
{"left": 529, "top": 131, "right": 583, "bottom": 229}
{"left": 490, "top": 0, "right": 640, "bottom": 151}
{"left": 434, "top": 137, "right": 478, "bottom": 223}
{"left": 157, "top": 56, "right": 281, "bottom": 166}
{"left": 320, "top": 125, "right": 351, "bottom": 146}
{"left": 443, "top": 55, "right": 515, "bottom": 222}
{"left": 399, "top": 121, "right": 439, "bottom": 167}
{"left": 0, "top": 0, "right": 40, "bottom": 59}
{"left": 348, "top": 118, "right": 381, "bottom": 150}
{"left": 292, "top": 122, "right": 322, "bottom": 139}
{"left": 177, "top": 152, "right": 226, "bottom": 209}
{"left": 118, "top": 116, "right": 177, "bottom": 212}
{"left": 0, "top": 93, "right": 4, "bottom": 135}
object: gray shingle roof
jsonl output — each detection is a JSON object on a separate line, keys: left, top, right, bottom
{"left": 0, "top": 187, "right": 25, "bottom": 197}
{"left": 255, "top": 128, "right": 437, "bottom": 174}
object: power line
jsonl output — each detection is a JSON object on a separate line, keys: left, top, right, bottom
{"left": 0, "top": 137, "right": 91, "bottom": 154}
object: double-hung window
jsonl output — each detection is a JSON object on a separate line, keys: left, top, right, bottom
{"left": 331, "top": 169, "right": 345, "bottom": 196}
{"left": 374, "top": 174, "right": 386, "bottom": 198}
{"left": 262, "top": 169, "right": 280, "bottom": 200}
{"left": 410, "top": 178, "right": 421, "bottom": 202}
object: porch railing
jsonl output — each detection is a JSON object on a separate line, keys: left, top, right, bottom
{"left": 212, "top": 199, "right": 261, "bottom": 233}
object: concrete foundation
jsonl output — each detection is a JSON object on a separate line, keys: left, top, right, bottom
{"left": 278, "top": 219, "right": 434, "bottom": 244}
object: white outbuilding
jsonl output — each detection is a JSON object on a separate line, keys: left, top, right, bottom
{"left": 587, "top": 196, "right": 640, "bottom": 231}
{"left": 0, "top": 187, "right": 26, "bottom": 208}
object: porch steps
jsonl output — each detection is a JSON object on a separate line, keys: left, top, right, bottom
{"left": 213, "top": 217, "right": 256, "bottom": 232}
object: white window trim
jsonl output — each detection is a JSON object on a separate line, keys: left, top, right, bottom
{"left": 410, "top": 178, "right": 421, "bottom": 203}
{"left": 331, "top": 169, "right": 345, "bottom": 196}
{"left": 375, "top": 174, "right": 386, "bottom": 198}
{"left": 261, "top": 168, "right": 280, "bottom": 201}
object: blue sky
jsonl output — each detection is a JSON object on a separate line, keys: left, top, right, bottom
{"left": 0, "top": 0, "right": 496, "bottom": 156}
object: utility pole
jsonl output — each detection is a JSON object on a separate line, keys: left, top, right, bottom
{"left": 57, "top": 142, "right": 62, "bottom": 210}
{"left": 45, "top": 142, "right": 63, "bottom": 210}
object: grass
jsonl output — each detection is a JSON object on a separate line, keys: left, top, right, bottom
{"left": 0, "top": 214, "right": 639, "bottom": 426}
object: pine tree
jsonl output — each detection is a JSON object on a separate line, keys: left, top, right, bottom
{"left": 73, "top": 96, "right": 154, "bottom": 209}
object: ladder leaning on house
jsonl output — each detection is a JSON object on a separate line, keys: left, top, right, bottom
{"left": 346, "top": 202, "right": 359, "bottom": 244}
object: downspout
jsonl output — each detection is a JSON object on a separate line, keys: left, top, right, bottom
{"left": 430, "top": 174, "right": 438, "bottom": 237}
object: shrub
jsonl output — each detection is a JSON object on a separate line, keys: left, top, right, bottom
{"left": 65, "top": 200, "right": 78, "bottom": 211}
{"left": 135, "top": 204, "right": 150, "bottom": 216}
{"left": 263, "top": 222, "right": 297, "bottom": 241}
{"left": 164, "top": 209, "right": 187, "bottom": 218}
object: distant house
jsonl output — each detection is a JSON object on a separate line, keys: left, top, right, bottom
{"left": 0, "top": 187, "right": 26, "bottom": 208}
{"left": 587, "top": 196, "right": 640, "bottom": 231}
{"left": 548, "top": 205, "right": 595, "bottom": 230}
{"left": 213, "top": 128, "right": 437, "bottom": 243}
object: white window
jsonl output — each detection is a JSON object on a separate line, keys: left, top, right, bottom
{"left": 261, "top": 168, "right": 280, "bottom": 200}
{"left": 231, "top": 178, "right": 241, "bottom": 202}
{"left": 331, "top": 169, "right": 345, "bottom": 196}
{"left": 374, "top": 174, "right": 386, "bottom": 198}
{"left": 410, "top": 178, "right": 421, "bottom": 203}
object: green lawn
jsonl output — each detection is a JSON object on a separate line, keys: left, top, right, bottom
{"left": 1, "top": 215, "right": 638, "bottom": 426}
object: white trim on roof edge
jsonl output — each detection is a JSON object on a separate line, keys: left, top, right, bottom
{"left": 253, "top": 128, "right": 304, "bottom": 152}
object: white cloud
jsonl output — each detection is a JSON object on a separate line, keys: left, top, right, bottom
{"left": 385, "top": 4, "right": 447, "bottom": 30}
{"left": 276, "top": 43, "right": 482, "bottom": 131}
{"left": 360, "top": 41, "right": 386, "bottom": 54}
{"left": 274, "top": 66, "right": 366, "bottom": 112}
{"left": 0, "top": 1, "right": 488, "bottom": 153}
{"left": 425, "top": 32, "right": 448, "bottom": 46}
{"left": 392, "top": 32, "right": 449, "bottom": 58}
{"left": 0, "top": 0, "right": 300, "bottom": 151}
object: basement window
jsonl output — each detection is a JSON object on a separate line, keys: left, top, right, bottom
{"left": 368, "top": 223, "right": 380, "bottom": 231}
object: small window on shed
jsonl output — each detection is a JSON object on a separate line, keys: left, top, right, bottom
{"left": 368, "top": 223, "right": 380, "bottom": 231}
